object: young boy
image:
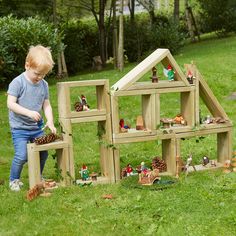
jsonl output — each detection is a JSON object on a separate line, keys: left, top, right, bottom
{"left": 7, "top": 45, "right": 57, "bottom": 191}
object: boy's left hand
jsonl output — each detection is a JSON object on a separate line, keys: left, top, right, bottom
{"left": 45, "top": 122, "right": 57, "bottom": 134}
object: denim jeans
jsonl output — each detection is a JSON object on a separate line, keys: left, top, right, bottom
{"left": 10, "top": 128, "right": 48, "bottom": 181}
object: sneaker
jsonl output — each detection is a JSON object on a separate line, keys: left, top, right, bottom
{"left": 9, "top": 179, "right": 21, "bottom": 192}
{"left": 18, "top": 180, "right": 24, "bottom": 187}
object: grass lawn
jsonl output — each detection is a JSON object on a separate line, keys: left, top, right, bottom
{"left": 0, "top": 35, "right": 236, "bottom": 236}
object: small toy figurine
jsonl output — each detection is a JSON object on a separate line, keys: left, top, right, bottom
{"left": 202, "top": 156, "right": 209, "bottom": 166}
{"left": 80, "top": 165, "right": 90, "bottom": 181}
{"left": 163, "top": 64, "right": 175, "bottom": 81}
{"left": 187, "top": 70, "right": 194, "bottom": 84}
{"left": 136, "top": 115, "right": 144, "bottom": 130}
{"left": 126, "top": 163, "right": 133, "bottom": 176}
{"left": 74, "top": 94, "right": 90, "bottom": 112}
{"left": 185, "top": 154, "right": 196, "bottom": 172}
{"left": 119, "top": 119, "right": 130, "bottom": 133}
{"left": 140, "top": 161, "right": 149, "bottom": 175}
{"left": 173, "top": 114, "right": 187, "bottom": 125}
{"left": 151, "top": 66, "right": 158, "bottom": 83}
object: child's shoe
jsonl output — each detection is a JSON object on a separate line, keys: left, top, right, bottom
{"left": 9, "top": 179, "right": 21, "bottom": 191}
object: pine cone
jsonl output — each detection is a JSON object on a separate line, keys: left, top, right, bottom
{"left": 152, "top": 156, "right": 167, "bottom": 172}
{"left": 34, "top": 133, "right": 60, "bottom": 145}
{"left": 74, "top": 102, "right": 83, "bottom": 112}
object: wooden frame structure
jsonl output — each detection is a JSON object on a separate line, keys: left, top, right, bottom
{"left": 57, "top": 79, "right": 115, "bottom": 184}
{"left": 27, "top": 48, "right": 233, "bottom": 187}
{"left": 110, "top": 48, "right": 233, "bottom": 181}
{"left": 27, "top": 141, "right": 70, "bottom": 188}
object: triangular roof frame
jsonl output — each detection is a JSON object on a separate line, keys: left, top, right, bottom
{"left": 111, "top": 48, "right": 190, "bottom": 91}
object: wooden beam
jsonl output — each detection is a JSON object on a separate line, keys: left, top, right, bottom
{"left": 111, "top": 48, "right": 170, "bottom": 91}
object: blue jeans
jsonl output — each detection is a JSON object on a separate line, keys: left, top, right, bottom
{"left": 10, "top": 128, "right": 48, "bottom": 181}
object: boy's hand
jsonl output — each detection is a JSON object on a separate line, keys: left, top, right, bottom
{"left": 45, "top": 122, "right": 57, "bottom": 134}
{"left": 28, "top": 110, "right": 41, "bottom": 121}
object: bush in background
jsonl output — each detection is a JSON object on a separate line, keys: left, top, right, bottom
{"left": 197, "top": 0, "right": 236, "bottom": 36}
{"left": 0, "top": 15, "right": 60, "bottom": 84}
{"left": 63, "top": 20, "right": 99, "bottom": 75}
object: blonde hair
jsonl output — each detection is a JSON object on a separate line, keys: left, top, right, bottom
{"left": 25, "top": 45, "right": 54, "bottom": 74}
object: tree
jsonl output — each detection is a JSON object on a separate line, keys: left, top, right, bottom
{"left": 174, "top": 0, "right": 179, "bottom": 23}
{"left": 80, "top": 0, "right": 108, "bottom": 66}
{"left": 117, "top": 0, "right": 124, "bottom": 71}
{"left": 136, "top": 0, "right": 157, "bottom": 25}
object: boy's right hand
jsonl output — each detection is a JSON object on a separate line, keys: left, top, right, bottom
{"left": 27, "top": 110, "right": 41, "bottom": 121}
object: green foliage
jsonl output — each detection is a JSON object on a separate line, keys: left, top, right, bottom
{"left": 197, "top": 0, "right": 236, "bottom": 36}
{"left": 63, "top": 20, "right": 99, "bottom": 75}
{"left": 124, "top": 13, "right": 186, "bottom": 62}
{"left": 0, "top": 15, "right": 60, "bottom": 84}
{"left": 0, "top": 0, "right": 53, "bottom": 19}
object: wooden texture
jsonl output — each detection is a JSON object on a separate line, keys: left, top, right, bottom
{"left": 27, "top": 142, "right": 70, "bottom": 188}
{"left": 112, "top": 48, "right": 170, "bottom": 91}
{"left": 198, "top": 70, "right": 229, "bottom": 119}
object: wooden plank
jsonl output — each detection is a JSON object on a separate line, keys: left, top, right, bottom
{"left": 175, "top": 125, "right": 232, "bottom": 138}
{"left": 27, "top": 144, "right": 41, "bottom": 189}
{"left": 71, "top": 115, "right": 107, "bottom": 124}
{"left": 142, "top": 94, "right": 152, "bottom": 130}
{"left": 110, "top": 95, "right": 120, "bottom": 134}
{"left": 113, "top": 89, "right": 156, "bottom": 96}
{"left": 56, "top": 147, "right": 70, "bottom": 186}
{"left": 113, "top": 148, "right": 120, "bottom": 182}
{"left": 32, "top": 141, "right": 68, "bottom": 152}
{"left": 162, "top": 139, "right": 176, "bottom": 175}
{"left": 114, "top": 129, "right": 156, "bottom": 139}
{"left": 57, "top": 79, "right": 107, "bottom": 88}
{"left": 70, "top": 109, "right": 106, "bottom": 118}
{"left": 217, "top": 130, "right": 233, "bottom": 163}
{"left": 59, "top": 118, "right": 75, "bottom": 180}
{"left": 111, "top": 48, "right": 170, "bottom": 91}
{"left": 127, "top": 81, "right": 186, "bottom": 90}
{"left": 155, "top": 93, "right": 160, "bottom": 128}
{"left": 197, "top": 69, "right": 229, "bottom": 119}
{"left": 57, "top": 83, "right": 71, "bottom": 118}
{"left": 156, "top": 86, "right": 194, "bottom": 94}
{"left": 181, "top": 90, "right": 195, "bottom": 126}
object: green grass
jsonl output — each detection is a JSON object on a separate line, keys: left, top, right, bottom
{"left": 0, "top": 35, "right": 236, "bottom": 236}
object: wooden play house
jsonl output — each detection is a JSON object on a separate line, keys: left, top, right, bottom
{"left": 110, "top": 48, "right": 233, "bottom": 180}
{"left": 27, "top": 48, "right": 233, "bottom": 187}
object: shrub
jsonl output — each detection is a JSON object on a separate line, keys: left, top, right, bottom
{"left": 63, "top": 20, "right": 99, "bottom": 75}
{"left": 197, "top": 0, "right": 236, "bottom": 36}
{"left": 0, "top": 15, "right": 60, "bottom": 84}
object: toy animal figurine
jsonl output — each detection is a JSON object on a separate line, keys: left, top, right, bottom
{"left": 80, "top": 165, "right": 90, "bottom": 181}
{"left": 151, "top": 66, "right": 158, "bottom": 83}
{"left": 74, "top": 95, "right": 90, "bottom": 112}
{"left": 163, "top": 64, "right": 175, "bottom": 81}
{"left": 185, "top": 154, "right": 196, "bottom": 173}
{"left": 202, "top": 156, "right": 209, "bottom": 166}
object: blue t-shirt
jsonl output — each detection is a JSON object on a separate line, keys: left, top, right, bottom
{"left": 7, "top": 73, "right": 49, "bottom": 130}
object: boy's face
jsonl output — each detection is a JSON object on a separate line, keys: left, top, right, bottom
{"left": 25, "top": 63, "right": 48, "bottom": 84}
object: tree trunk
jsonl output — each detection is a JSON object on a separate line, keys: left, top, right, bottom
{"left": 99, "top": 0, "right": 106, "bottom": 66}
{"left": 128, "top": 0, "right": 135, "bottom": 22}
{"left": 112, "top": 0, "right": 118, "bottom": 68}
{"left": 174, "top": 0, "right": 179, "bottom": 23}
{"left": 117, "top": 0, "right": 124, "bottom": 71}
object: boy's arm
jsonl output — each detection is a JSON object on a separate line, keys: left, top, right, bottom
{"left": 43, "top": 99, "right": 57, "bottom": 134}
{"left": 7, "top": 94, "right": 41, "bottom": 121}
